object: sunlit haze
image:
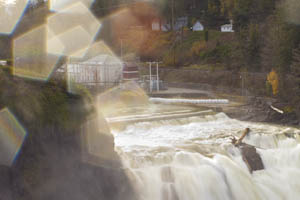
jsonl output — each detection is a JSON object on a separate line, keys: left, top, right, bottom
{"left": 0, "top": 0, "right": 300, "bottom": 199}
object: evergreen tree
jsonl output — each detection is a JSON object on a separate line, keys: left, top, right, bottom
{"left": 246, "top": 23, "right": 261, "bottom": 70}
{"left": 206, "top": 0, "right": 222, "bottom": 27}
{"left": 261, "top": 13, "right": 296, "bottom": 73}
{"left": 291, "top": 44, "right": 300, "bottom": 95}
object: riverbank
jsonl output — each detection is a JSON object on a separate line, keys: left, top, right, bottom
{"left": 224, "top": 96, "right": 300, "bottom": 127}
{"left": 141, "top": 65, "right": 299, "bottom": 125}
{"left": 148, "top": 86, "right": 300, "bottom": 127}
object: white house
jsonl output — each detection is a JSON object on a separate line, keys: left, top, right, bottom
{"left": 151, "top": 20, "right": 160, "bottom": 31}
{"left": 174, "top": 16, "right": 188, "bottom": 30}
{"left": 0, "top": 60, "right": 7, "bottom": 66}
{"left": 161, "top": 24, "right": 171, "bottom": 32}
{"left": 221, "top": 24, "right": 234, "bottom": 32}
{"left": 156, "top": 17, "right": 188, "bottom": 32}
{"left": 192, "top": 21, "right": 204, "bottom": 31}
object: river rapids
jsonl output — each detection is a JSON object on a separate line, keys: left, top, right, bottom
{"left": 111, "top": 109, "right": 300, "bottom": 200}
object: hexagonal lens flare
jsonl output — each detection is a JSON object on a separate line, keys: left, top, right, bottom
{"left": 13, "top": 25, "right": 62, "bottom": 80}
{"left": 0, "top": 108, "right": 27, "bottom": 166}
{"left": 53, "top": 26, "right": 92, "bottom": 57}
{"left": 73, "top": 41, "right": 115, "bottom": 60}
{"left": 48, "top": 0, "right": 94, "bottom": 13}
{"left": 46, "top": 27, "right": 65, "bottom": 56}
{"left": 80, "top": 113, "right": 120, "bottom": 167}
{"left": 11, "top": 1, "right": 101, "bottom": 81}
{"left": 66, "top": 42, "right": 123, "bottom": 95}
{"left": 47, "top": 1, "right": 101, "bottom": 58}
{"left": 0, "top": 0, "right": 29, "bottom": 34}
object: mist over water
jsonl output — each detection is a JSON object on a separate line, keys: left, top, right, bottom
{"left": 112, "top": 112, "right": 300, "bottom": 200}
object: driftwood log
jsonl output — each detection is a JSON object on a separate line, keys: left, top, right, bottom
{"left": 231, "top": 128, "right": 264, "bottom": 173}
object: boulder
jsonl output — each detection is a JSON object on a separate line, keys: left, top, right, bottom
{"left": 232, "top": 128, "right": 265, "bottom": 173}
{"left": 239, "top": 144, "right": 264, "bottom": 173}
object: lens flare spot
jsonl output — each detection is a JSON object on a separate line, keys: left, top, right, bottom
{"left": 47, "top": 1, "right": 101, "bottom": 57}
{"left": 0, "top": 0, "right": 29, "bottom": 34}
{"left": 0, "top": 108, "right": 27, "bottom": 166}
{"left": 104, "top": 6, "right": 152, "bottom": 56}
{"left": 13, "top": 25, "right": 61, "bottom": 80}
{"left": 53, "top": 26, "right": 92, "bottom": 57}
{"left": 97, "top": 81, "right": 149, "bottom": 118}
{"left": 74, "top": 41, "right": 116, "bottom": 60}
{"left": 66, "top": 41, "right": 123, "bottom": 94}
{"left": 46, "top": 27, "right": 65, "bottom": 56}
{"left": 80, "top": 113, "right": 120, "bottom": 168}
{"left": 48, "top": 0, "right": 94, "bottom": 13}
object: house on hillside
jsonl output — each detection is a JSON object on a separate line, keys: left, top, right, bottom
{"left": 161, "top": 17, "right": 188, "bottom": 31}
{"left": 0, "top": 60, "right": 7, "bottom": 66}
{"left": 192, "top": 21, "right": 204, "bottom": 31}
{"left": 221, "top": 22, "right": 234, "bottom": 32}
{"left": 151, "top": 17, "right": 188, "bottom": 32}
{"left": 152, "top": 19, "right": 160, "bottom": 31}
{"left": 151, "top": 19, "right": 170, "bottom": 32}
{"left": 174, "top": 16, "right": 188, "bottom": 30}
{"left": 161, "top": 23, "right": 171, "bottom": 32}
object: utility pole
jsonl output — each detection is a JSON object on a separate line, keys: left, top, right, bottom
{"left": 173, "top": 42, "right": 176, "bottom": 66}
{"left": 120, "top": 38, "right": 123, "bottom": 60}
{"left": 148, "top": 61, "right": 162, "bottom": 92}
{"left": 148, "top": 62, "right": 152, "bottom": 93}
{"left": 171, "top": 0, "right": 174, "bottom": 31}
{"left": 240, "top": 73, "right": 245, "bottom": 97}
{"left": 156, "top": 62, "right": 159, "bottom": 91}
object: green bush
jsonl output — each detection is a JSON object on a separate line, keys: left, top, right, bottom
{"left": 163, "top": 51, "right": 178, "bottom": 66}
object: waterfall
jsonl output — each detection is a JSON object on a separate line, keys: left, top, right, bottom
{"left": 112, "top": 113, "right": 300, "bottom": 200}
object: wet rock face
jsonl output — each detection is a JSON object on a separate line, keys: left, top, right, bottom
{"left": 239, "top": 144, "right": 264, "bottom": 173}
{"left": 231, "top": 97, "right": 300, "bottom": 126}
{"left": 10, "top": 127, "right": 137, "bottom": 200}
{"left": 81, "top": 114, "right": 121, "bottom": 167}
{"left": 0, "top": 166, "right": 13, "bottom": 200}
{"left": 28, "top": 162, "right": 136, "bottom": 200}
{"left": 3, "top": 108, "right": 137, "bottom": 200}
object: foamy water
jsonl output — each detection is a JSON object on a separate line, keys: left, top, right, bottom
{"left": 112, "top": 112, "right": 300, "bottom": 200}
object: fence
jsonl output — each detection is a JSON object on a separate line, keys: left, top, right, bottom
{"left": 67, "top": 62, "right": 122, "bottom": 92}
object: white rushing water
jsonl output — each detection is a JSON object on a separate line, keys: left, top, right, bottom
{"left": 112, "top": 112, "right": 300, "bottom": 200}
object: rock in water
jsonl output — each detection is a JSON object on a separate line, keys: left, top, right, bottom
{"left": 232, "top": 128, "right": 265, "bottom": 173}
{"left": 239, "top": 144, "right": 264, "bottom": 173}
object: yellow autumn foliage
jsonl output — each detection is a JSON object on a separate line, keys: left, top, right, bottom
{"left": 267, "top": 69, "right": 279, "bottom": 95}
{"left": 190, "top": 41, "right": 206, "bottom": 56}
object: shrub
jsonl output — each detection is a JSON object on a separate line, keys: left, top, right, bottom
{"left": 265, "top": 81, "right": 272, "bottom": 95}
{"left": 163, "top": 51, "right": 178, "bottom": 66}
{"left": 190, "top": 41, "right": 206, "bottom": 56}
